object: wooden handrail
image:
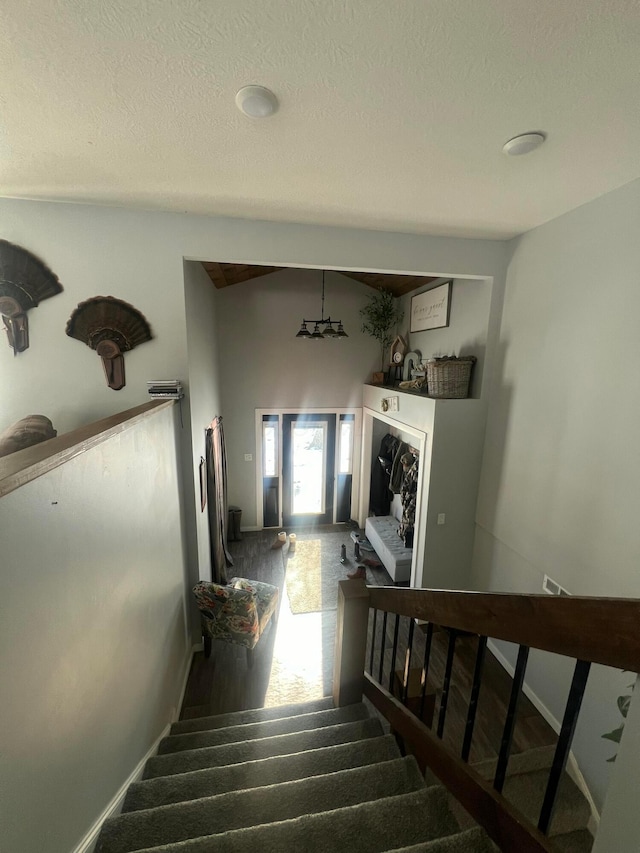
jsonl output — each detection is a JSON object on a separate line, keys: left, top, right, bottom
{"left": 367, "top": 586, "right": 640, "bottom": 672}
{"left": 363, "top": 675, "right": 553, "bottom": 853}
{"left": 333, "top": 581, "right": 639, "bottom": 852}
{"left": 0, "top": 400, "right": 174, "bottom": 499}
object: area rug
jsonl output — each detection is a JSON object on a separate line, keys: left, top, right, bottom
{"left": 284, "top": 530, "right": 357, "bottom": 614}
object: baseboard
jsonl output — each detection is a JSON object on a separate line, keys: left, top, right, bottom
{"left": 73, "top": 643, "right": 200, "bottom": 853}
{"left": 486, "top": 640, "right": 600, "bottom": 833}
{"left": 174, "top": 642, "right": 199, "bottom": 722}
{"left": 240, "top": 525, "right": 261, "bottom": 532}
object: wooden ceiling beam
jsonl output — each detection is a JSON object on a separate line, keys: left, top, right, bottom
{"left": 201, "top": 262, "right": 284, "bottom": 289}
{"left": 201, "top": 262, "right": 439, "bottom": 295}
{"left": 338, "top": 271, "right": 439, "bottom": 297}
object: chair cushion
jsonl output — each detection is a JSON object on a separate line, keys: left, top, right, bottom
{"left": 192, "top": 578, "right": 279, "bottom": 651}
{"left": 230, "top": 577, "right": 279, "bottom": 635}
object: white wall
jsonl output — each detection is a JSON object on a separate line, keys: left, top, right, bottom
{"left": 216, "top": 268, "right": 389, "bottom": 528}
{"left": 0, "top": 405, "right": 190, "bottom": 853}
{"left": 473, "top": 177, "right": 640, "bottom": 809}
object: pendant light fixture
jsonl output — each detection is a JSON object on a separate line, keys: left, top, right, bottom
{"left": 296, "top": 270, "right": 348, "bottom": 340}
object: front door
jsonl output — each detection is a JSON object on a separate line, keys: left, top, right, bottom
{"left": 282, "top": 413, "right": 336, "bottom": 527}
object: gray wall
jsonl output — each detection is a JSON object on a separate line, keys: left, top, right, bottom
{"left": 215, "top": 268, "right": 381, "bottom": 527}
{"left": 0, "top": 196, "right": 508, "bottom": 580}
{"left": 0, "top": 406, "right": 190, "bottom": 853}
{"left": 183, "top": 260, "right": 223, "bottom": 583}
{"left": 0, "top": 195, "right": 510, "bottom": 845}
{"left": 400, "top": 277, "right": 493, "bottom": 399}
{"left": 473, "top": 177, "right": 640, "bottom": 809}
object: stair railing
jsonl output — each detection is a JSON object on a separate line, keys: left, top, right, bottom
{"left": 333, "top": 580, "right": 640, "bottom": 853}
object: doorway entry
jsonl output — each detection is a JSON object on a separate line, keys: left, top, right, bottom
{"left": 256, "top": 408, "right": 361, "bottom": 529}
{"left": 282, "top": 413, "right": 335, "bottom": 526}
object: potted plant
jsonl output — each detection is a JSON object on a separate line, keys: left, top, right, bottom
{"left": 602, "top": 673, "right": 635, "bottom": 762}
{"left": 360, "top": 288, "right": 404, "bottom": 382}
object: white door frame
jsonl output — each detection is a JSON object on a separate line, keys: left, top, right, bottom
{"left": 359, "top": 406, "right": 427, "bottom": 589}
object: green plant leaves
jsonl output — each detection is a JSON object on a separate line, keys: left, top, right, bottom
{"left": 359, "top": 288, "right": 403, "bottom": 371}
{"left": 618, "top": 694, "right": 632, "bottom": 718}
{"left": 602, "top": 725, "right": 625, "bottom": 744}
{"left": 602, "top": 672, "right": 636, "bottom": 763}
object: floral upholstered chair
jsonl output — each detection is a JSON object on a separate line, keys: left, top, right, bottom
{"left": 192, "top": 577, "right": 279, "bottom": 667}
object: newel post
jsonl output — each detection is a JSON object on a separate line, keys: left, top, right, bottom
{"left": 333, "top": 579, "right": 371, "bottom": 707}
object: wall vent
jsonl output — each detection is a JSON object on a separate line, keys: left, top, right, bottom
{"left": 542, "top": 574, "right": 570, "bottom": 596}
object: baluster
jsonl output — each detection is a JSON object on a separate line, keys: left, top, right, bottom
{"left": 388, "top": 614, "right": 401, "bottom": 694}
{"left": 538, "top": 659, "right": 591, "bottom": 834}
{"left": 402, "top": 618, "right": 416, "bottom": 705}
{"left": 437, "top": 629, "right": 458, "bottom": 738}
{"left": 461, "top": 635, "right": 488, "bottom": 762}
{"left": 419, "top": 622, "right": 434, "bottom": 721}
{"left": 494, "top": 644, "right": 529, "bottom": 793}
{"left": 368, "top": 609, "right": 378, "bottom": 675}
{"left": 377, "top": 611, "right": 388, "bottom": 685}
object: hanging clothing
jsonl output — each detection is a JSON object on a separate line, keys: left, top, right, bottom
{"left": 205, "top": 417, "right": 234, "bottom": 584}
{"left": 398, "top": 451, "right": 419, "bottom": 548}
{"left": 389, "top": 441, "right": 410, "bottom": 494}
{"left": 369, "top": 433, "right": 399, "bottom": 516}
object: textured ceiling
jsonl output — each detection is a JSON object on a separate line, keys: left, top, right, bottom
{"left": 1, "top": 1, "right": 639, "bottom": 238}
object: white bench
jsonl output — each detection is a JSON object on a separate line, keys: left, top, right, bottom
{"left": 365, "top": 515, "right": 413, "bottom": 583}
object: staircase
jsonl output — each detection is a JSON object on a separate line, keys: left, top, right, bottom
{"left": 450, "top": 747, "right": 594, "bottom": 852}
{"left": 96, "top": 696, "right": 595, "bottom": 853}
{"left": 96, "top": 697, "right": 494, "bottom": 853}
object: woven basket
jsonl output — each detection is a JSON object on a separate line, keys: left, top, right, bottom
{"left": 426, "top": 357, "right": 476, "bottom": 399}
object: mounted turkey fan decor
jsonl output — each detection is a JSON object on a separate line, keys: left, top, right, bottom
{"left": 65, "top": 296, "right": 152, "bottom": 390}
{"left": 0, "top": 239, "right": 63, "bottom": 354}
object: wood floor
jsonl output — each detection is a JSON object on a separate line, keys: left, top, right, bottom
{"left": 180, "top": 527, "right": 557, "bottom": 764}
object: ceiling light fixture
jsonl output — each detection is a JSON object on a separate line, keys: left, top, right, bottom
{"left": 502, "top": 132, "right": 546, "bottom": 156}
{"left": 296, "top": 271, "right": 348, "bottom": 340}
{"left": 235, "top": 85, "right": 278, "bottom": 118}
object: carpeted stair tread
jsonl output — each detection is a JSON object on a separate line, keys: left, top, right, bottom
{"left": 116, "top": 787, "right": 459, "bottom": 853}
{"left": 171, "top": 697, "right": 334, "bottom": 735}
{"left": 124, "top": 734, "right": 400, "bottom": 812}
{"left": 382, "top": 827, "right": 495, "bottom": 852}
{"left": 98, "top": 757, "right": 425, "bottom": 853}
{"left": 143, "top": 718, "right": 383, "bottom": 779}
{"left": 500, "top": 769, "right": 591, "bottom": 837}
{"left": 552, "top": 829, "right": 594, "bottom": 853}
{"left": 158, "top": 703, "right": 369, "bottom": 754}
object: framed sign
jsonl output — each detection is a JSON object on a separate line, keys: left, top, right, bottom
{"left": 410, "top": 281, "right": 452, "bottom": 332}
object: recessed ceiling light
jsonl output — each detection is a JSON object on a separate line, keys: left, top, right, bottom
{"left": 502, "top": 132, "right": 546, "bottom": 156}
{"left": 235, "top": 85, "right": 278, "bottom": 118}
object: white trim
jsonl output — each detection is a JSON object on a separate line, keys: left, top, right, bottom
{"left": 72, "top": 644, "right": 199, "bottom": 853}
{"left": 72, "top": 722, "right": 172, "bottom": 853}
{"left": 175, "top": 644, "right": 200, "bottom": 721}
{"left": 487, "top": 640, "right": 599, "bottom": 833}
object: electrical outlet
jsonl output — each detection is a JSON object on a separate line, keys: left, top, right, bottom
{"left": 244, "top": 453, "right": 253, "bottom": 462}
{"left": 388, "top": 396, "right": 399, "bottom": 412}
{"left": 437, "top": 513, "right": 446, "bottom": 525}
